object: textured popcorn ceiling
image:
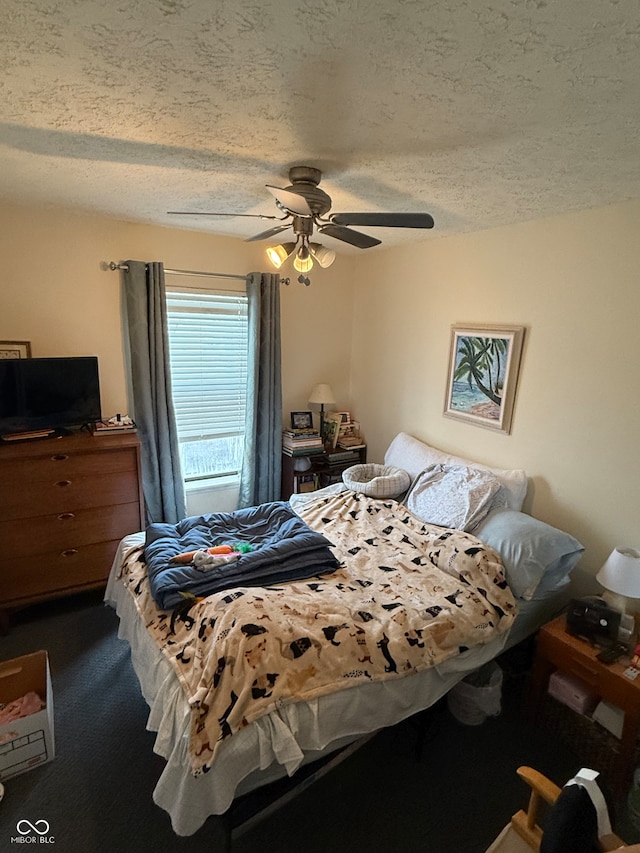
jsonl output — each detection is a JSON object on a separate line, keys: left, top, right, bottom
{"left": 2, "top": 0, "right": 640, "bottom": 253}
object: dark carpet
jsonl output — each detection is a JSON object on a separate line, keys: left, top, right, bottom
{"left": 0, "top": 592, "right": 637, "bottom": 853}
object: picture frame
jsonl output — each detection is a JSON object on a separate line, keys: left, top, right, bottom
{"left": 339, "top": 420, "right": 361, "bottom": 440}
{"left": 290, "top": 410, "right": 314, "bottom": 430}
{"left": 443, "top": 324, "right": 525, "bottom": 434}
{"left": 336, "top": 411, "right": 351, "bottom": 425}
{"left": 0, "top": 340, "right": 32, "bottom": 359}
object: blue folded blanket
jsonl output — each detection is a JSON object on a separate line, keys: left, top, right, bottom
{"left": 145, "top": 501, "right": 340, "bottom": 609}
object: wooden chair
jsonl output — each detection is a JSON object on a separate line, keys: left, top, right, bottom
{"left": 486, "top": 766, "right": 627, "bottom": 853}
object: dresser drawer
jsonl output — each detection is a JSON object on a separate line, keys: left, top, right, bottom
{"left": 0, "top": 432, "right": 143, "bottom": 615}
{"left": 0, "top": 540, "right": 123, "bottom": 607}
{"left": 0, "top": 469, "right": 141, "bottom": 521}
{"left": 0, "top": 446, "right": 136, "bottom": 493}
{"left": 0, "top": 502, "right": 142, "bottom": 560}
{"left": 556, "top": 655, "right": 602, "bottom": 691}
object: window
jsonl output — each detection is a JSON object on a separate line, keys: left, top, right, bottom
{"left": 166, "top": 287, "right": 248, "bottom": 484}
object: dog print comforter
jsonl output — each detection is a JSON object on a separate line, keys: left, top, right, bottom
{"left": 118, "top": 490, "right": 517, "bottom": 775}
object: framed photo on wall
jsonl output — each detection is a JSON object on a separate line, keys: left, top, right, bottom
{"left": 0, "top": 341, "right": 32, "bottom": 359}
{"left": 443, "top": 324, "right": 525, "bottom": 434}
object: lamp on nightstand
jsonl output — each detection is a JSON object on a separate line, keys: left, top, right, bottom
{"left": 308, "top": 383, "right": 335, "bottom": 439}
{"left": 597, "top": 547, "right": 640, "bottom": 613}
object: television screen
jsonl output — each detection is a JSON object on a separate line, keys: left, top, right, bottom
{"left": 0, "top": 356, "right": 101, "bottom": 436}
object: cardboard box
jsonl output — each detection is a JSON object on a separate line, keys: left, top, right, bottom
{"left": 0, "top": 650, "right": 54, "bottom": 780}
{"left": 548, "top": 669, "right": 599, "bottom": 716}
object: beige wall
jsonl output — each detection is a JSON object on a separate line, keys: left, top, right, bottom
{"left": 351, "top": 200, "right": 640, "bottom": 578}
{"left": 3, "top": 197, "right": 638, "bottom": 582}
{"left": 0, "top": 199, "right": 355, "bottom": 424}
{"left": 280, "top": 255, "right": 356, "bottom": 420}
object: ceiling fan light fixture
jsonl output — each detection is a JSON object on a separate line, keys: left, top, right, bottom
{"left": 309, "top": 243, "right": 336, "bottom": 269}
{"left": 297, "top": 241, "right": 310, "bottom": 260}
{"left": 265, "top": 242, "right": 296, "bottom": 269}
{"left": 293, "top": 253, "right": 314, "bottom": 273}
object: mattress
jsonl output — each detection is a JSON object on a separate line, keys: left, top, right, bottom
{"left": 105, "top": 532, "right": 565, "bottom": 836}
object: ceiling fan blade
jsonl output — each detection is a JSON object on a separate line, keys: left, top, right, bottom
{"left": 319, "top": 223, "right": 381, "bottom": 249}
{"left": 245, "top": 223, "right": 292, "bottom": 242}
{"left": 266, "top": 185, "right": 313, "bottom": 217}
{"left": 167, "top": 211, "right": 281, "bottom": 219}
{"left": 331, "top": 212, "right": 435, "bottom": 229}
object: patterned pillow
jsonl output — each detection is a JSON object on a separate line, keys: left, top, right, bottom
{"left": 403, "top": 464, "right": 504, "bottom": 532}
{"left": 384, "top": 432, "right": 528, "bottom": 510}
{"left": 342, "top": 463, "right": 411, "bottom": 499}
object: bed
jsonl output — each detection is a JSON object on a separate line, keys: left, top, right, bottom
{"left": 104, "top": 432, "right": 584, "bottom": 837}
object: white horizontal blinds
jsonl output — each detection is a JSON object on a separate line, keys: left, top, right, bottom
{"left": 166, "top": 288, "right": 249, "bottom": 481}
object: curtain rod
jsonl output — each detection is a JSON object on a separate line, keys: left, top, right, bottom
{"left": 105, "top": 261, "right": 248, "bottom": 282}
{"left": 105, "top": 261, "right": 291, "bottom": 284}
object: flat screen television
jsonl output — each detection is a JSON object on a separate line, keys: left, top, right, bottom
{"left": 0, "top": 356, "right": 101, "bottom": 437}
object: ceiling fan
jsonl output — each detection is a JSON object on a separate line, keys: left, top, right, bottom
{"left": 168, "top": 166, "right": 434, "bottom": 276}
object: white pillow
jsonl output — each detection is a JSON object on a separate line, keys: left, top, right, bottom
{"left": 384, "top": 432, "right": 527, "bottom": 511}
{"left": 404, "top": 464, "right": 503, "bottom": 532}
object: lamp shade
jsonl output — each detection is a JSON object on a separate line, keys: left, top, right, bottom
{"left": 266, "top": 242, "right": 296, "bottom": 269}
{"left": 293, "top": 254, "right": 314, "bottom": 273}
{"left": 310, "top": 243, "right": 336, "bottom": 269}
{"left": 596, "top": 547, "right": 640, "bottom": 598}
{"left": 308, "top": 383, "right": 335, "bottom": 406}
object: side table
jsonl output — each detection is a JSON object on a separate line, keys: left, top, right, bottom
{"left": 281, "top": 447, "right": 367, "bottom": 500}
{"left": 528, "top": 613, "right": 640, "bottom": 795}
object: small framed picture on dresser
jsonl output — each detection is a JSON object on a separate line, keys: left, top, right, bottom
{"left": 0, "top": 341, "right": 31, "bottom": 359}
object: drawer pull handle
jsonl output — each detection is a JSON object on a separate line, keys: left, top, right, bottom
{"left": 55, "top": 480, "right": 72, "bottom": 487}
{"left": 57, "top": 512, "right": 75, "bottom": 521}
{"left": 51, "top": 454, "right": 69, "bottom": 462}
{"left": 61, "top": 548, "right": 78, "bottom": 558}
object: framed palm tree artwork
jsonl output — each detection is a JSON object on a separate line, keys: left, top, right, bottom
{"left": 444, "top": 324, "right": 525, "bottom": 434}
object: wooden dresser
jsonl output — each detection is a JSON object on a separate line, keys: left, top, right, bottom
{"left": 0, "top": 431, "right": 144, "bottom": 620}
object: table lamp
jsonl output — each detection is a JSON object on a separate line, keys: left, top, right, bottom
{"left": 308, "top": 383, "right": 335, "bottom": 438}
{"left": 596, "top": 547, "right": 640, "bottom": 613}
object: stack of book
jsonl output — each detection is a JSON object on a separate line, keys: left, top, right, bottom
{"left": 336, "top": 418, "right": 365, "bottom": 451}
{"left": 337, "top": 434, "right": 366, "bottom": 450}
{"left": 282, "top": 429, "right": 324, "bottom": 456}
{"left": 325, "top": 449, "right": 362, "bottom": 467}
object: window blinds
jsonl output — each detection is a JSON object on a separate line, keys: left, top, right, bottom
{"left": 166, "top": 288, "right": 248, "bottom": 480}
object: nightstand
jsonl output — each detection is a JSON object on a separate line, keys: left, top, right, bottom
{"left": 281, "top": 447, "right": 367, "bottom": 500}
{"left": 528, "top": 614, "right": 640, "bottom": 795}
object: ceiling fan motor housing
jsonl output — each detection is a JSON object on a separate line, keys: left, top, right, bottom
{"left": 292, "top": 216, "right": 313, "bottom": 236}
{"left": 286, "top": 166, "right": 332, "bottom": 217}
